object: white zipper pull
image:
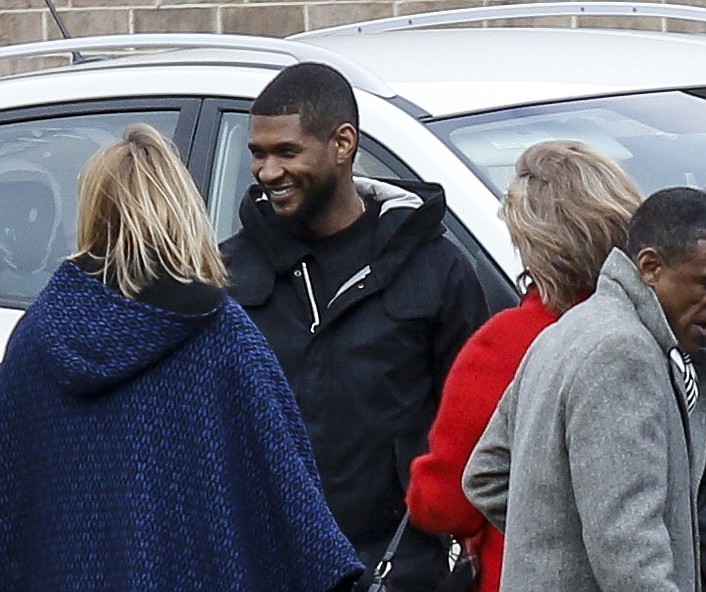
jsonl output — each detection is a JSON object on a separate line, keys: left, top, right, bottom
{"left": 299, "top": 261, "right": 321, "bottom": 333}
{"left": 328, "top": 265, "right": 371, "bottom": 308}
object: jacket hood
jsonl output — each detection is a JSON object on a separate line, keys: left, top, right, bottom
{"left": 25, "top": 261, "right": 225, "bottom": 398}
{"left": 234, "top": 176, "right": 447, "bottom": 273}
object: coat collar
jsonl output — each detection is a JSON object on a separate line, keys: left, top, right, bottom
{"left": 230, "top": 178, "right": 447, "bottom": 304}
{"left": 598, "top": 247, "right": 678, "bottom": 355}
{"left": 237, "top": 177, "right": 445, "bottom": 274}
{"left": 599, "top": 249, "right": 693, "bottom": 464}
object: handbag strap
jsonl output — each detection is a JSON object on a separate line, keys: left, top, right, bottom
{"left": 371, "top": 510, "right": 410, "bottom": 582}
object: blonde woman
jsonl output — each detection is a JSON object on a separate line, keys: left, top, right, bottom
{"left": 407, "top": 140, "right": 644, "bottom": 592}
{"left": 0, "top": 124, "right": 362, "bottom": 591}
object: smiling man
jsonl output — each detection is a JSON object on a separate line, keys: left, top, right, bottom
{"left": 463, "top": 186, "right": 706, "bottom": 592}
{"left": 220, "top": 63, "right": 488, "bottom": 591}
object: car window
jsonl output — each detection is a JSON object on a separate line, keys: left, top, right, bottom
{"left": 427, "top": 90, "right": 706, "bottom": 199}
{"left": 207, "top": 112, "right": 413, "bottom": 242}
{"left": 0, "top": 111, "right": 179, "bottom": 309}
{"left": 207, "top": 112, "right": 252, "bottom": 242}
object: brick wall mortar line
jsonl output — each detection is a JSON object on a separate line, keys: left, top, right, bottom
{"left": 0, "top": 7, "right": 153, "bottom": 13}
{"left": 0, "top": 2, "right": 372, "bottom": 13}
{"left": 139, "top": 2, "right": 314, "bottom": 7}
{"left": 0, "top": 4, "right": 316, "bottom": 18}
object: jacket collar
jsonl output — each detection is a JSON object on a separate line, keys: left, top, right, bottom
{"left": 599, "top": 247, "right": 678, "bottom": 354}
{"left": 238, "top": 176, "right": 447, "bottom": 274}
{"left": 74, "top": 254, "right": 225, "bottom": 316}
{"left": 599, "top": 249, "right": 694, "bottom": 478}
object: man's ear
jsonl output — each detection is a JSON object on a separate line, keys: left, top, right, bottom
{"left": 636, "top": 247, "right": 665, "bottom": 287}
{"left": 332, "top": 123, "right": 358, "bottom": 164}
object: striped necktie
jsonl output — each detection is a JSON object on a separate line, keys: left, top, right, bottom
{"left": 670, "top": 348, "right": 699, "bottom": 414}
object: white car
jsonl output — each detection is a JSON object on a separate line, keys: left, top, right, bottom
{"left": 1, "top": 1, "right": 706, "bottom": 354}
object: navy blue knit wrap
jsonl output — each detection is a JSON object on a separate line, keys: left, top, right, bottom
{"left": 0, "top": 261, "right": 362, "bottom": 591}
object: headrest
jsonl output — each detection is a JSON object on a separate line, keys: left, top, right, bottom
{"left": 0, "top": 177, "right": 58, "bottom": 272}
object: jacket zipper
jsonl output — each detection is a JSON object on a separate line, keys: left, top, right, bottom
{"left": 327, "top": 265, "right": 371, "bottom": 308}
{"left": 300, "top": 261, "right": 321, "bottom": 333}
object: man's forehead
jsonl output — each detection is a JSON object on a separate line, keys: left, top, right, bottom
{"left": 250, "top": 113, "right": 302, "bottom": 129}
{"left": 248, "top": 113, "right": 316, "bottom": 142}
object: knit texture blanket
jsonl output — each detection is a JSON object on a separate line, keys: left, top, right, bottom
{"left": 0, "top": 261, "right": 361, "bottom": 591}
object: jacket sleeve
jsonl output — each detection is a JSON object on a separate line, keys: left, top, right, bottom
{"left": 564, "top": 337, "right": 681, "bottom": 592}
{"left": 407, "top": 303, "right": 547, "bottom": 537}
{"left": 461, "top": 378, "right": 518, "bottom": 533}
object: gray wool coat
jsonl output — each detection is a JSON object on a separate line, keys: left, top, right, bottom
{"left": 463, "top": 248, "right": 706, "bottom": 592}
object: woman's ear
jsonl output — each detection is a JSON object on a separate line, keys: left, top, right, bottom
{"left": 636, "top": 247, "right": 664, "bottom": 287}
{"left": 332, "top": 123, "right": 358, "bottom": 164}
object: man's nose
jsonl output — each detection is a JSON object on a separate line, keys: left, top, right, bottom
{"left": 256, "top": 157, "right": 284, "bottom": 185}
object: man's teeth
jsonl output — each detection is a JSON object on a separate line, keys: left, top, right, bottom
{"left": 270, "top": 187, "right": 294, "bottom": 197}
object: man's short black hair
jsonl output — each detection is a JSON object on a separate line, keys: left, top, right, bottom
{"left": 251, "top": 62, "right": 359, "bottom": 141}
{"left": 626, "top": 186, "right": 706, "bottom": 263}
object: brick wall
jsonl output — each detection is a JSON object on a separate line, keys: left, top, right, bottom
{"left": 2, "top": 0, "right": 706, "bottom": 74}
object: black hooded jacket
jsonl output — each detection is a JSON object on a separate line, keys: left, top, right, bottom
{"left": 221, "top": 177, "right": 488, "bottom": 590}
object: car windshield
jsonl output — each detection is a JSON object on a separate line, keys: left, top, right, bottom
{"left": 426, "top": 89, "right": 706, "bottom": 199}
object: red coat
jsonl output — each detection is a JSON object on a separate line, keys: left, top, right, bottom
{"left": 406, "top": 289, "right": 559, "bottom": 592}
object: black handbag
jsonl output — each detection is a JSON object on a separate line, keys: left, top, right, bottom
{"left": 366, "top": 511, "right": 479, "bottom": 592}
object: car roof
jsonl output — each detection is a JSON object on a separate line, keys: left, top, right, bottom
{"left": 300, "top": 27, "right": 706, "bottom": 115}
{"left": 3, "top": 2, "right": 706, "bottom": 117}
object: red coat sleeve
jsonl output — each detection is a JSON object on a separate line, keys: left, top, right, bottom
{"left": 406, "top": 291, "right": 557, "bottom": 537}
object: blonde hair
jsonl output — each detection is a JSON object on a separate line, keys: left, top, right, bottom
{"left": 501, "top": 140, "right": 643, "bottom": 314}
{"left": 72, "top": 123, "right": 227, "bottom": 298}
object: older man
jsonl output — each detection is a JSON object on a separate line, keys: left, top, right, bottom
{"left": 464, "top": 186, "right": 706, "bottom": 592}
